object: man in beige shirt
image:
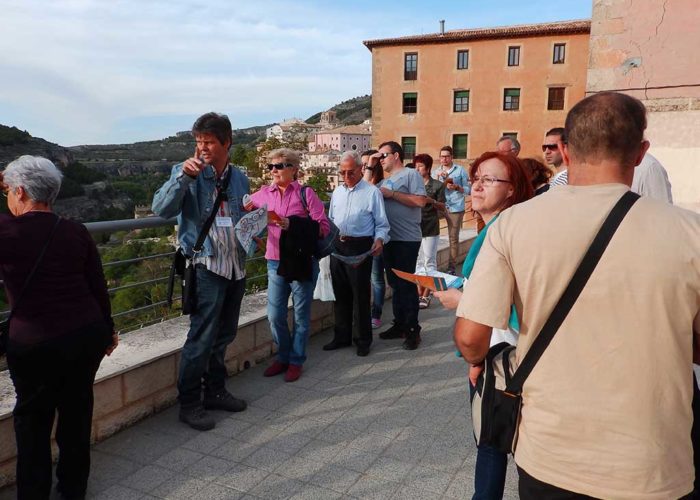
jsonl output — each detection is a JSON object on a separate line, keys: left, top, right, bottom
{"left": 455, "top": 92, "right": 700, "bottom": 499}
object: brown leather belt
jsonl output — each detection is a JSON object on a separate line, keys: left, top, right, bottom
{"left": 338, "top": 235, "right": 373, "bottom": 242}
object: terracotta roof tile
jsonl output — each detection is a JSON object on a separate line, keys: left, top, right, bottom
{"left": 363, "top": 19, "right": 590, "bottom": 50}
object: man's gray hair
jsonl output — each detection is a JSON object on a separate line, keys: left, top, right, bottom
{"left": 340, "top": 150, "right": 362, "bottom": 167}
{"left": 497, "top": 136, "right": 521, "bottom": 152}
{"left": 4, "top": 155, "right": 63, "bottom": 205}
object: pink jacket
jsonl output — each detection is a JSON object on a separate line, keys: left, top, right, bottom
{"left": 250, "top": 181, "right": 330, "bottom": 261}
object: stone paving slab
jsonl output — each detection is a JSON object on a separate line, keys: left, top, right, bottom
{"left": 0, "top": 299, "right": 518, "bottom": 499}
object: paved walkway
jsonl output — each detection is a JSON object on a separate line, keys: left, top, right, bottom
{"left": 1, "top": 302, "right": 518, "bottom": 499}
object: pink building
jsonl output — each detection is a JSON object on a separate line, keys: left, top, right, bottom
{"left": 308, "top": 125, "right": 372, "bottom": 153}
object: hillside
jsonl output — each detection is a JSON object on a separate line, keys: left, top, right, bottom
{"left": 306, "top": 95, "right": 371, "bottom": 125}
{"left": 0, "top": 124, "right": 73, "bottom": 167}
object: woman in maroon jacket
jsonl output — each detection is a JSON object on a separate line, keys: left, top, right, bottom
{"left": 0, "top": 156, "right": 117, "bottom": 500}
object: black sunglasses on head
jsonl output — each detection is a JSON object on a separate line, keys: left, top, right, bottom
{"left": 267, "top": 163, "right": 295, "bottom": 171}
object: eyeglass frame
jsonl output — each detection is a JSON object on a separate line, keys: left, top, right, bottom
{"left": 471, "top": 174, "right": 512, "bottom": 187}
{"left": 541, "top": 143, "right": 560, "bottom": 152}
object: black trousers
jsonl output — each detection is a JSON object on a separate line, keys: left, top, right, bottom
{"left": 7, "top": 321, "right": 110, "bottom": 500}
{"left": 330, "top": 237, "right": 373, "bottom": 349}
{"left": 383, "top": 240, "right": 421, "bottom": 330}
{"left": 519, "top": 465, "right": 694, "bottom": 500}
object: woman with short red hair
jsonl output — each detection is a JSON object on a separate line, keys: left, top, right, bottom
{"left": 434, "top": 151, "right": 533, "bottom": 500}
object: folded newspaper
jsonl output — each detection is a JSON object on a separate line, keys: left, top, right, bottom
{"left": 235, "top": 206, "right": 268, "bottom": 256}
{"left": 392, "top": 269, "right": 464, "bottom": 291}
{"left": 330, "top": 249, "right": 374, "bottom": 266}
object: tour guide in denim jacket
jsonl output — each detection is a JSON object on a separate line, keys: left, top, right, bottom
{"left": 152, "top": 112, "right": 250, "bottom": 432}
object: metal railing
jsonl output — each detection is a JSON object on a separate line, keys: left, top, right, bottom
{"left": 0, "top": 215, "right": 270, "bottom": 334}
{"left": 0, "top": 199, "right": 473, "bottom": 332}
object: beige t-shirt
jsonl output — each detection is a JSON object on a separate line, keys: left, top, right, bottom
{"left": 457, "top": 184, "right": 700, "bottom": 499}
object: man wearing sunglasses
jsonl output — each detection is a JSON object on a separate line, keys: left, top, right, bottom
{"left": 543, "top": 127, "right": 568, "bottom": 187}
{"left": 369, "top": 141, "right": 428, "bottom": 350}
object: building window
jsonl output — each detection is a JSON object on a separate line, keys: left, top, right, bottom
{"left": 404, "top": 52, "right": 417, "bottom": 80}
{"left": 548, "top": 87, "right": 565, "bottom": 110}
{"left": 402, "top": 137, "right": 416, "bottom": 161}
{"left": 553, "top": 43, "right": 566, "bottom": 64}
{"left": 508, "top": 46, "right": 520, "bottom": 67}
{"left": 457, "top": 50, "right": 469, "bottom": 69}
{"left": 503, "top": 88, "right": 520, "bottom": 111}
{"left": 453, "top": 90, "right": 470, "bottom": 112}
{"left": 402, "top": 92, "right": 417, "bottom": 114}
{"left": 452, "top": 134, "right": 468, "bottom": 159}
{"left": 502, "top": 132, "right": 518, "bottom": 140}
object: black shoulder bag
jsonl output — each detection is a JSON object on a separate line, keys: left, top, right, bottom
{"left": 471, "top": 191, "right": 640, "bottom": 454}
{"left": 166, "top": 169, "right": 231, "bottom": 315}
{"left": 299, "top": 186, "right": 339, "bottom": 259}
{"left": 0, "top": 215, "right": 62, "bottom": 357}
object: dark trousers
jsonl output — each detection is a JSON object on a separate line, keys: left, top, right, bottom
{"left": 330, "top": 237, "right": 373, "bottom": 349}
{"left": 519, "top": 466, "right": 693, "bottom": 500}
{"left": 7, "top": 321, "right": 110, "bottom": 500}
{"left": 518, "top": 466, "right": 599, "bottom": 500}
{"left": 383, "top": 240, "right": 421, "bottom": 330}
{"left": 178, "top": 266, "right": 246, "bottom": 407}
{"left": 692, "top": 371, "right": 700, "bottom": 496}
{"left": 469, "top": 383, "right": 508, "bottom": 499}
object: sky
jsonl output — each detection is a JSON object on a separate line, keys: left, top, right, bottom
{"left": 0, "top": 0, "right": 592, "bottom": 146}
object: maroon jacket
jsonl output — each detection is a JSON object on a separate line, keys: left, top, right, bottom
{"left": 0, "top": 212, "right": 113, "bottom": 347}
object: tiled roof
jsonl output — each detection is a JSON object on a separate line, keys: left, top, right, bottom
{"left": 316, "top": 125, "right": 371, "bottom": 135}
{"left": 363, "top": 19, "right": 590, "bottom": 50}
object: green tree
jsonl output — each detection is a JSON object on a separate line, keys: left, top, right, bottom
{"left": 305, "top": 172, "right": 331, "bottom": 201}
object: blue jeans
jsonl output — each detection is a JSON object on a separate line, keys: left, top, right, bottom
{"left": 470, "top": 382, "right": 508, "bottom": 499}
{"left": 178, "top": 266, "right": 246, "bottom": 407}
{"left": 267, "top": 259, "right": 318, "bottom": 366}
{"left": 383, "top": 240, "right": 421, "bottom": 329}
{"left": 371, "top": 255, "right": 385, "bottom": 320}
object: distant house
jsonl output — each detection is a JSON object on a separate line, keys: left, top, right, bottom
{"left": 300, "top": 149, "right": 342, "bottom": 190}
{"left": 308, "top": 124, "right": 372, "bottom": 153}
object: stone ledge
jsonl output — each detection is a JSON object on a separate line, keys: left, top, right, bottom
{"left": 0, "top": 229, "right": 476, "bottom": 487}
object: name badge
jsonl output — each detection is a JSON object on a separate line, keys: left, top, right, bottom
{"left": 215, "top": 216, "right": 233, "bottom": 227}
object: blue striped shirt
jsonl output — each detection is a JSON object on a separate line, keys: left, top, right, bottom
{"left": 193, "top": 167, "right": 245, "bottom": 280}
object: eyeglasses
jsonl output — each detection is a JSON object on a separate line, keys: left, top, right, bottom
{"left": 439, "top": 155, "right": 452, "bottom": 159}
{"left": 338, "top": 170, "right": 357, "bottom": 177}
{"left": 541, "top": 144, "right": 559, "bottom": 152}
{"left": 472, "top": 175, "right": 511, "bottom": 187}
{"left": 267, "top": 163, "right": 295, "bottom": 171}
{"left": 379, "top": 152, "right": 393, "bottom": 159}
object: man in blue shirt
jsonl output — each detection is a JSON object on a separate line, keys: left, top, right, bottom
{"left": 324, "top": 151, "right": 389, "bottom": 356}
{"left": 432, "top": 146, "right": 470, "bottom": 274}
{"left": 152, "top": 113, "right": 249, "bottom": 431}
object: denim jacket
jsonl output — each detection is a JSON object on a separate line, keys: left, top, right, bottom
{"left": 152, "top": 162, "right": 250, "bottom": 272}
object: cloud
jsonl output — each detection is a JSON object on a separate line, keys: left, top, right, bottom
{"left": 0, "top": 0, "right": 591, "bottom": 145}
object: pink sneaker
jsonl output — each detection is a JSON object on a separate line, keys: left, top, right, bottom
{"left": 372, "top": 318, "right": 382, "bottom": 329}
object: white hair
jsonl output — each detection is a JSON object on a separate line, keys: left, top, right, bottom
{"left": 340, "top": 150, "right": 362, "bottom": 167}
{"left": 4, "top": 155, "right": 63, "bottom": 205}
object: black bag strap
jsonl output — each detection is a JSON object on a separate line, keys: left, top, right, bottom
{"left": 299, "top": 185, "right": 310, "bottom": 214}
{"left": 6, "top": 215, "right": 61, "bottom": 322}
{"left": 192, "top": 167, "right": 231, "bottom": 255}
{"left": 505, "top": 190, "right": 640, "bottom": 395}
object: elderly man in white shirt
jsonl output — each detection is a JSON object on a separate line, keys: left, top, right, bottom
{"left": 323, "top": 151, "right": 390, "bottom": 356}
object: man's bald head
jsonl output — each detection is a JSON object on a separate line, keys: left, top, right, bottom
{"left": 565, "top": 92, "right": 647, "bottom": 168}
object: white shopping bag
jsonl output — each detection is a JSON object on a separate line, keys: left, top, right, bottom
{"left": 313, "top": 256, "right": 335, "bottom": 301}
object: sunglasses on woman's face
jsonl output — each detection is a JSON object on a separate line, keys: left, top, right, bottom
{"left": 267, "top": 163, "right": 294, "bottom": 171}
